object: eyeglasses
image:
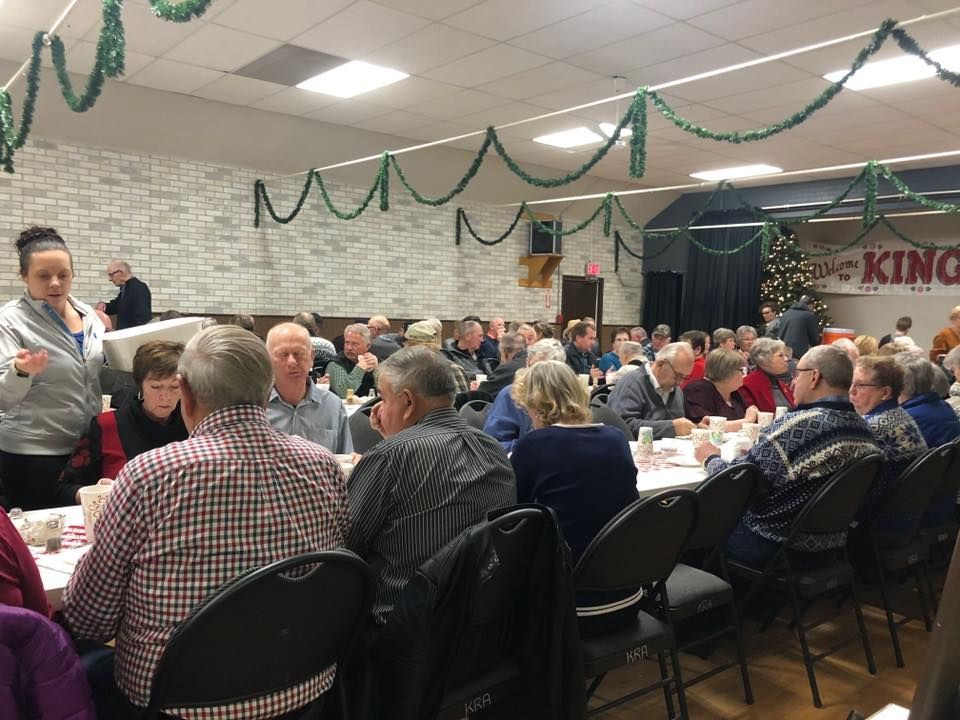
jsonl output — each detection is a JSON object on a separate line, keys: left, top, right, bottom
{"left": 794, "top": 368, "right": 816, "bottom": 375}
{"left": 664, "top": 359, "right": 690, "bottom": 382}
{"left": 107, "top": 270, "right": 122, "bottom": 278}
{"left": 850, "top": 383, "right": 882, "bottom": 392}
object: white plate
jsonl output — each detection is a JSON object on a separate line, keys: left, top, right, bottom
{"left": 664, "top": 455, "right": 701, "bottom": 468}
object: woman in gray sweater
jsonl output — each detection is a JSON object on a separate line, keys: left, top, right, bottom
{"left": 0, "top": 227, "right": 104, "bottom": 510}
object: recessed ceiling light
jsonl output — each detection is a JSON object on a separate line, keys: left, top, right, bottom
{"left": 689, "top": 164, "right": 782, "bottom": 181}
{"left": 533, "top": 127, "right": 604, "bottom": 149}
{"left": 598, "top": 122, "right": 633, "bottom": 138}
{"left": 296, "top": 60, "right": 408, "bottom": 98}
{"left": 824, "top": 43, "right": 960, "bottom": 90}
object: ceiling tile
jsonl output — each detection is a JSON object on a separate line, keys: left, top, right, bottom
{"left": 527, "top": 77, "right": 631, "bottom": 113}
{"left": 212, "top": 0, "right": 352, "bottom": 41}
{"left": 569, "top": 23, "right": 726, "bottom": 76}
{"left": 125, "top": 59, "right": 225, "bottom": 94}
{"left": 358, "top": 77, "right": 462, "bottom": 110}
{"left": 626, "top": 43, "right": 761, "bottom": 92}
{"left": 2, "top": 0, "right": 104, "bottom": 39}
{"left": 414, "top": 89, "right": 507, "bottom": 120}
{"left": 0, "top": 26, "right": 47, "bottom": 64}
{"left": 507, "top": 1, "right": 674, "bottom": 59}
{"left": 476, "top": 62, "right": 604, "bottom": 101}
{"left": 291, "top": 2, "right": 431, "bottom": 59}
{"left": 102, "top": 1, "right": 204, "bottom": 56}
{"left": 454, "top": 102, "right": 554, "bottom": 129}
{"left": 249, "top": 86, "right": 340, "bottom": 116}
{"left": 305, "top": 100, "right": 393, "bottom": 125}
{"left": 666, "top": 60, "right": 812, "bottom": 104}
{"left": 631, "top": 0, "right": 742, "bottom": 21}
{"left": 702, "top": 76, "right": 833, "bottom": 115}
{"left": 398, "top": 120, "right": 480, "bottom": 142}
{"left": 686, "top": 0, "right": 876, "bottom": 42}
{"left": 422, "top": 44, "right": 553, "bottom": 86}
{"left": 362, "top": 23, "right": 497, "bottom": 75}
{"left": 191, "top": 74, "right": 286, "bottom": 105}
{"left": 354, "top": 110, "right": 439, "bottom": 135}
{"left": 370, "top": 0, "right": 484, "bottom": 21}
{"left": 165, "top": 24, "right": 280, "bottom": 72}
{"left": 58, "top": 40, "right": 155, "bottom": 78}
{"left": 444, "top": 0, "right": 599, "bottom": 41}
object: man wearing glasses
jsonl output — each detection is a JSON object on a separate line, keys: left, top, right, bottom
{"left": 96, "top": 259, "right": 152, "bottom": 329}
{"left": 608, "top": 341, "right": 697, "bottom": 439}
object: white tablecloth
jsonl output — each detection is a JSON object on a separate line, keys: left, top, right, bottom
{"left": 26, "top": 505, "right": 88, "bottom": 610}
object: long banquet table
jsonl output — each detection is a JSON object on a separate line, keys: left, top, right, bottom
{"left": 34, "top": 435, "right": 735, "bottom": 608}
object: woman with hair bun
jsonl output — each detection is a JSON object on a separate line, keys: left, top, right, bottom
{"left": 0, "top": 226, "right": 104, "bottom": 509}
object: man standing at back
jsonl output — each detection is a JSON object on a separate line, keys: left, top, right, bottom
{"left": 63, "top": 326, "right": 350, "bottom": 718}
{"left": 97, "top": 259, "right": 152, "bottom": 329}
{"left": 347, "top": 346, "right": 515, "bottom": 624}
{"left": 776, "top": 295, "right": 821, "bottom": 358}
{"left": 367, "top": 315, "right": 401, "bottom": 361}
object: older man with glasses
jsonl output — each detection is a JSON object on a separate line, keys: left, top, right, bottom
{"left": 95, "top": 259, "right": 151, "bottom": 330}
{"left": 608, "top": 341, "right": 697, "bottom": 439}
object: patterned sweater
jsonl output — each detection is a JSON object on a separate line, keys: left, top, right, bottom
{"left": 859, "top": 400, "right": 928, "bottom": 522}
{"left": 706, "top": 397, "right": 879, "bottom": 551}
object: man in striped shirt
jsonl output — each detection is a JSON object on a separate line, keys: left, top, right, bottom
{"left": 347, "top": 346, "right": 516, "bottom": 624}
{"left": 63, "top": 327, "right": 350, "bottom": 719}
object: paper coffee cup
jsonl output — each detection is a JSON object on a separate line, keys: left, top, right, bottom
{"left": 742, "top": 422, "right": 761, "bottom": 444}
{"left": 691, "top": 428, "right": 711, "bottom": 449}
{"left": 775, "top": 406, "right": 788, "bottom": 420}
{"left": 79, "top": 484, "right": 112, "bottom": 543}
{"left": 708, "top": 416, "right": 726, "bottom": 445}
{"left": 475, "top": 373, "right": 487, "bottom": 384}
{"left": 578, "top": 373, "right": 590, "bottom": 388}
{"left": 757, "top": 411, "right": 774, "bottom": 428}
{"left": 101, "top": 394, "right": 112, "bottom": 413}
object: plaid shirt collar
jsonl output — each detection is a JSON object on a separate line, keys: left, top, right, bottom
{"left": 190, "top": 404, "right": 271, "bottom": 438}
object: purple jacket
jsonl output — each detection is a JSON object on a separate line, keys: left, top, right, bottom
{"left": 0, "top": 606, "right": 95, "bottom": 720}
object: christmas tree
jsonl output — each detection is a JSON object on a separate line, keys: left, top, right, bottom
{"left": 760, "top": 226, "right": 831, "bottom": 330}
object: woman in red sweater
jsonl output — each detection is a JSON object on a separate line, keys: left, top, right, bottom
{"left": 740, "top": 337, "right": 795, "bottom": 413}
{"left": 0, "top": 510, "right": 49, "bottom": 616}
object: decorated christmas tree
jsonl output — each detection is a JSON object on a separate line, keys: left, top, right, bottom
{"left": 761, "top": 226, "right": 831, "bottom": 330}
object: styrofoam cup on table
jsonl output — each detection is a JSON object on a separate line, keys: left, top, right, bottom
{"left": 78, "top": 484, "right": 112, "bottom": 543}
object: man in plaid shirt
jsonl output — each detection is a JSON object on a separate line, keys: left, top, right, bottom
{"left": 62, "top": 326, "right": 350, "bottom": 719}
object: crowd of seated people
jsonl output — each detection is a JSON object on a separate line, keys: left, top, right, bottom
{"left": 4, "top": 224, "right": 960, "bottom": 720}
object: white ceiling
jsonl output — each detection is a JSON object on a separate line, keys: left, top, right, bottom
{"left": 3, "top": 0, "right": 960, "bottom": 194}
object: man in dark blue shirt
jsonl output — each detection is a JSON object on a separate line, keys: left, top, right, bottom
{"left": 97, "top": 259, "right": 151, "bottom": 329}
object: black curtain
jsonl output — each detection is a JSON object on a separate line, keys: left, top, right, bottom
{"left": 642, "top": 271, "right": 683, "bottom": 336}
{"left": 680, "top": 211, "right": 762, "bottom": 334}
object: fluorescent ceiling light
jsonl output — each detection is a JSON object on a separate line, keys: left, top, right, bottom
{"left": 598, "top": 122, "right": 633, "bottom": 138}
{"left": 689, "top": 164, "right": 782, "bottom": 181}
{"left": 824, "top": 43, "right": 960, "bottom": 90}
{"left": 533, "top": 127, "right": 604, "bottom": 148}
{"left": 296, "top": 60, "right": 408, "bottom": 98}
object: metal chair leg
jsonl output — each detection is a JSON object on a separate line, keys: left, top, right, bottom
{"left": 728, "top": 600, "right": 755, "bottom": 704}
{"left": 657, "top": 652, "right": 676, "bottom": 719}
{"left": 668, "top": 648, "right": 689, "bottom": 719}
{"left": 871, "top": 540, "right": 904, "bottom": 668}
{"left": 848, "top": 574, "right": 878, "bottom": 675}
{"left": 785, "top": 575, "right": 822, "bottom": 708}
{"left": 916, "top": 561, "right": 934, "bottom": 632}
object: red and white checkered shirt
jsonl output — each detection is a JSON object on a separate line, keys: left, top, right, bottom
{"left": 62, "top": 405, "right": 350, "bottom": 718}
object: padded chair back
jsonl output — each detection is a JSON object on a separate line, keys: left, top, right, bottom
{"left": 454, "top": 390, "right": 494, "bottom": 410}
{"left": 145, "top": 550, "right": 375, "bottom": 718}
{"left": 590, "top": 404, "right": 634, "bottom": 443}
{"left": 459, "top": 401, "right": 490, "bottom": 430}
{"left": 881, "top": 444, "right": 955, "bottom": 517}
{"left": 358, "top": 395, "right": 379, "bottom": 413}
{"left": 574, "top": 489, "right": 699, "bottom": 594}
{"left": 445, "top": 507, "right": 552, "bottom": 686}
{"left": 689, "top": 464, "right": 760, "bottom": 551}
{"left": 791, "top": 454, "right": 883, "bottom": 537}
{"left": 349, "top": 409, "right": 383, "bottom": 453}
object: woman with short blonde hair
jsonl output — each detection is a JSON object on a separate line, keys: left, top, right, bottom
{"left": 509, "top": 361, "right": 638, "bottom": 564}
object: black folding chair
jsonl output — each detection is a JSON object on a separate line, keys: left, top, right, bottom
{"left": 435, "top": 506, "right": 559, "bottom": 719}
{"left": 348, "top": 409, "right": 383, "bottom": 454}
{"left": 728, "top": 454, "right": 883, "bottom": 708}
{"left": 574, "top": 489, "right": 700, "bottom": 719}
{"left": 860, "top": 444, "right": 956, "bottom": 667}
{"left": 144, "top": 550, "right": 375, "bottom": 720}
{"left": 589, "top": 384, "right": 612, "bottom": 407}
{"left": 458, "top": 400, "right": 491, "bottom": 430}
{"left": 919, "top": 438, "right": 960, "bottom": 577}
{"left": 454, "top": 390, "right": 494, "bottom": 410}
{"left": 590, "top": 404, "right": 634, "bottom": 443}
{"left": 666, "top": 463, "right": 760, "bottom": 705}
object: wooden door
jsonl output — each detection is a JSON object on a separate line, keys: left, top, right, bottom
{"left": 561, "top": 275, "right": 604, "bottom": 341}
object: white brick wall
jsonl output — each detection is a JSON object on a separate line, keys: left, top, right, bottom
{"left": 0, "top": 138, "right": 643, "bottom": 324}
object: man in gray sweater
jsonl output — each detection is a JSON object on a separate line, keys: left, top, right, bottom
{"left": 608, "top": 342, "right": 697, "bottom": 439}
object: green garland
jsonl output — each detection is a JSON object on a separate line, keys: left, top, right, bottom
{"left": 149, "top": 0, "right": 214, "bottom": 23}
{"left": 0, "top": 32, "right": 44, "bottom": 172}
{"left": 456, "top": 161, "right": 960, "bottom": 258}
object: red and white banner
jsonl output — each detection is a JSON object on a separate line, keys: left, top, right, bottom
{"left": 804, "top": 241, "right": 960, "bottom": 295}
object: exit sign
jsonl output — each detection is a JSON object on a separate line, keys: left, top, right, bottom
{"left": 586, "top": 262, "right": 600, "bottom": 277}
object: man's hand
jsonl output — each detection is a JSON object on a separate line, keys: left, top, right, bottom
{"left": 672, "top": 417, "right": 696, "bottom": 436}
{"left": 357, "top": 352, "right": 379, "bottom": 372}
{"left": 95, "top": 302, "right": 107, "bottom": 312}
{"left": 694, "top": 441, "right": 720, "bottom": 464}
{"left": 369, "top": 402, "right": 385, "bottom": 436}
{"left": 590, "top": 366, "right": 604, "bottom": 383}
{"left": 744, "top": 405, "right": 759, "bottom": 423}
{"left": 13, "top": 348, "right": 48, "bottom": 376}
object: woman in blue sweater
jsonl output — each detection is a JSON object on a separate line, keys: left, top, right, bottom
{"left": 510, "top": 360, "right": 639, "bottom": 562}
